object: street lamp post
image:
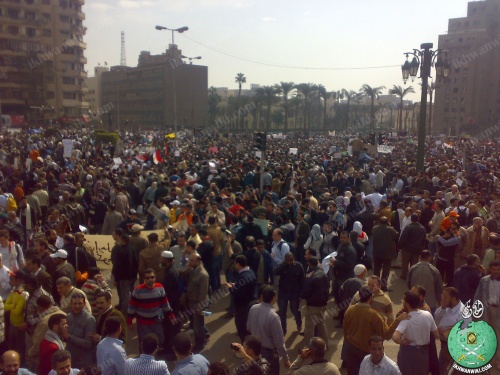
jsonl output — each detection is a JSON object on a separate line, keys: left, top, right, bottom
{"left": 155, "top": 25, "right": 189, "bottom": 146}
{"left": 401, "top": 43, "right": 450, "bottom": 171}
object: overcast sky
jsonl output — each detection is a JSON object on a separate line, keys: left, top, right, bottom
{"left": 84, "top": 0, "right": 472, "bottom": 101}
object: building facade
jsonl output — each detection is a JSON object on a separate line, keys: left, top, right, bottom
{"left": 434, "top": 0, "right": 500, "bottom": 135}
{"left": 84, "top": 65, "right": 108, "bottom": 117}
{"left": 0, "top": 0, "right": 88, "bottom": 123}
{"left": 100, "top": 45, "right": 208, "bottom": 130}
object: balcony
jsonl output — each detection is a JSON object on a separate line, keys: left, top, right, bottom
{"left": 77, "top": 11, "right": 85, "bottom": 20}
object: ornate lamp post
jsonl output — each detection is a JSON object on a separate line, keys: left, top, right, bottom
{"left": 401, "top": 43, "right": 450, "bottom": 171}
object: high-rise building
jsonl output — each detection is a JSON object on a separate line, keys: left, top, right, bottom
{"left": 100, "top": 45, "right": 208, "bottom": 130}
{"left": 0, "top": 0, "right": 87, "bottom": 124}
{"left": 434, "top": 0, "right": 500, "bottom": 135}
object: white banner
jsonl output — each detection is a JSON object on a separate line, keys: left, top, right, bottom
{"left": 62, "top": 139, "right": 73, "bottom": 158}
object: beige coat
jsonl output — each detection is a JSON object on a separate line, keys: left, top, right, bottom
{"left": 466, "top": 226, "right": 490, "bottom": 260}
{"left": 28, "top": 306, "right": 66, "bottom": 359}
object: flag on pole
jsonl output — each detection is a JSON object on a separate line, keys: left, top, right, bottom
{"left": 165, "top": 133, "right": 175, "bottom": 139}
{"left": 153, "top": 150, "right": 163, "bottom": 164}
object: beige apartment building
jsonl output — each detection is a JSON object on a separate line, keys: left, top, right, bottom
{"left": 0, "top": 0, "right": 87, "bottom": 124}
{"left": 434, "top": 0, "right": 500, "bottom": 136}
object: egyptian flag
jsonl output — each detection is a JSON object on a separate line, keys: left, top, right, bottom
{"left": 153, "top": 149, "right": 163, "bottom": 165}
{"left": 136, "top": 153, "right": 148, "bottom": 163}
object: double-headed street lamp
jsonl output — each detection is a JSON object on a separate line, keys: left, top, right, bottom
{"left": 401, "top": 43, "right": 450, "bottom": 171}
{"left": 181, "top": 55, "right": 202, "bottom": 64}
{"left": 155, "top": 25, "right": 189, "bottom": 146}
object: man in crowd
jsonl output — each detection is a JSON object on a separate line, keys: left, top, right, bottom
{"left": 247, "top": 286, "right": 290, "bottom": 375}
{"left": 289, "top": 337, "right": 340, "bottom": 375}
{"left": 92, "top": 290, "right": 127, "bottom": 344}
{"left": 124, "top": 333, "right": 170, "bottom": 374}
{"left": 1, "top": 350, "right": 35, "bottom": 375}
{"left": 171, "top": 332, "right": 209, "bottom": 375}
{"left": 56, "top": 276, "right": 91, "bottom": 313}
{"left": 359, "top": 336, "right": 401, "bottom": 375}
{"left": 398, "top": 214, "right": 426, "bottom": 280}
{"left": 274, "top": 252, "right": 304, "bottom": 335}
{"left": 127, "top": 268, "right": 172, "bottom": 349}
{"left": 96, "top": 317, "right": 127, "bottom": 375}
{"left": 232, "top": 335, "right": 271, "bottom": 375}
{"left": 38, "top": 314, "right": 67, "bottom": 375}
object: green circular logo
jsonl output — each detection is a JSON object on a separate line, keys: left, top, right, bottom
{"left": 448, "top": 320, "right": 498, "bottom": 369}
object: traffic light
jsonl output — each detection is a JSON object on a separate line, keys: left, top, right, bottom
{"left": 369, "top": 132, "right": 375, "bottom": 145}
{"left": 253, "top": 132, "right": 267, "bottom": 151}
{"left": 378, "top": 132, "right": 386, "bottom": 145}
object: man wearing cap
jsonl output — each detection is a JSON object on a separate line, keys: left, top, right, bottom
{"left": 337, "top": 264, "right": 367, "bottom": 325}
{"left": 118, "top": 209, "right": 142, "bottom": 236}
{"left": 160, "top": 250, "right": 181, "bottom": 356}
{"left": 51, "top": 250, "right": 75, "bottom": 302}
{"left": 138, "top": 232, "right": 163, "bottom": 282}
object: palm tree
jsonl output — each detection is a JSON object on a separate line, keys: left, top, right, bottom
{"left": 257, "top": 86, "right": 278, "bottom": 131}
{"left": 360, "top": 84, "right": 386, "bottom": 132}
{"left": 295, "top": 83, "right": 317, "bottom": 131}
{"left": 341, "top": 89, "right": 357, "bottom": 130}
{"left": 317, "top": 85, "right": 330, "bottom": 129}
{"left": 235, "top": 73, "right": 246, "bottom": 129}
{"left": 274, "top": 82, "right": 295, "bottom": 132}
{"left": 389, "top": 84, "right": 415, "bottom": 132}
{"left": 252, "top": 89, "right": 265, "bottom": 130}
{"left": 288, "top": 94, "right": 303, "bottom": 130}
{"left": 207, "top": 86, "right": 221, "bottom": 126}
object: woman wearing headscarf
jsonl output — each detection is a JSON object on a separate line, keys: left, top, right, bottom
{"left": 304, "top": 224, "right": 323, "bottom": 253}
{"left": 353, "top": 221, "right": 369, "bottom": 245}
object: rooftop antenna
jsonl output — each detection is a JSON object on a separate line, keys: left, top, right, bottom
{"left": 120, "top": 31, "right": 126, "bottom": 66}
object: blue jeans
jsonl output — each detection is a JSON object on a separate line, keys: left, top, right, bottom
{"left": 138, "top": 321, "right": 164, "bottom": 349}
{"left": 277, "top": 291, "right": 301, "bottom": 335}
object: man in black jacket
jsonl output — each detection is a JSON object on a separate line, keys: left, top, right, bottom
{"left": 160, "top": 250, "right": 181, "bottom": 357}
{"left": 300, "top": 257, "right": 329, "bottom": 344}
{"left": 274, "top": 252, "right": 304, "bottom": 335}
{"left": 399, "top": 214, "right": 426, "bottom": 280}
{"left": 227, "top": 255, "right": 257, "bottom": 342}
{"left": 330, "top": 231, "right": 357, "bottom": 305}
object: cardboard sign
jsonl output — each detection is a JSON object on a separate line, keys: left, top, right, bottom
{"left": 289, "top": 148, "right": 298, "bottom": 154}
{"left": 62, "top": 139, "right": 73, "bottom": 158}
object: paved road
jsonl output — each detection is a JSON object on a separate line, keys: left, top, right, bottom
{"left": 101, "top": 266, "right": 430, "bottom": 373}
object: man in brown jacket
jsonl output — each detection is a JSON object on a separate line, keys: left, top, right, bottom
{"left": 466, "top": 217, "right": 490, "bottom": 261}
{"left": 138, "top": 232, "right": 164, "bottom": 282}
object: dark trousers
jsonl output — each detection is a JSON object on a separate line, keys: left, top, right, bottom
{"left": 401, "top": 250, "right": 421, "bottom": 279}
{"left": 261, "top": 347, "right": 280, "bottom": 375}
{"left": 163, "top": 314, "right": 182, "bottom": 354}
{"left": 344, "top": 340, "right": 368, "bottom": 375}
{"left": 436, "top": 258, "right": 454, "bottom": 285}
{"left": 398, "top": 344, "right": 429, "bottom": 375}
{"left": 210, "top": 255, "right": 222, "bottom": 292}
{"left": 373, "top": 257, "right": 392, "bottom": 287}
{"left": 332, "top": 277, "right": 347, "bottom": 304}
{"left": 191, "top": 312, "right": 206, "bottom": 347}
{"left": 234, "top": 306, "right": 250, "bottom": 343}
{"left": 277, "top": 291, "right": 301, "bottom": 335}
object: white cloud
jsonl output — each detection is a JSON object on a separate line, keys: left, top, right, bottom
{"left": 87, "top": 2, "right": 113, "bottom": 11}
{"left": 262, "top": 16, "right": 276, "bottom": 22}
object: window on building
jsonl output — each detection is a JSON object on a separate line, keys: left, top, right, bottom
{"left": 25, "top": 0, "right": 35, "bottom": 4}
{"left": 7, "top": 9, "right": 20, "bottom": 18}
{"left": 26, "top": 43, "right": 39, "bottom": 51}
{"left": 42, "top": 13, "right": 50, "bottom": 20}
{"left": 63, "top": 92, "right": 76, "bottom": 100}
{"left": 60, "top": 15, "right": 70, "bottom": 23}
{"left": 43, "top": 29, "right": 51, "bottom": 36}
{"left": 26, "top": 28, "right": 36, "bottom": 37}
{"left": 25, "top": 11, "right": 35, "bottom": 19}
{"left": 453, "top": 87, "right": 459, "bottom": 93}
{"left": 60, "top": 0, "right": 68, "bottom": 8}
{"left": 8, "top": 41, "right": 21, "bottom": 50}
{"left": 62, "top": 77, "right": 75, "bottom": 85}
{"left": 12, "top": 90, "right": 23, "bottom": 99}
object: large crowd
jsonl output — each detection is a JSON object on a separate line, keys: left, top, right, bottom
{"left": 0, "top": 127, "right": 498, "bottom": 375}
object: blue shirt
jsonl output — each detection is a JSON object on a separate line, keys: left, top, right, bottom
{"left": 171, "top": 354, "right": 209, "bottom": 375}
{"left": 1, "top": 370, "right": 36, "bottom": 375}
{"left": 124, "top": 354, "right": 170, "bottom": 375}
{"left": 96, "top": 337, "right": 127, "bottom": 375}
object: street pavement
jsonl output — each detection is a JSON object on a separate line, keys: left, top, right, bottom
{"left": 100, "top": 265, "right": 429, "bottom": 373}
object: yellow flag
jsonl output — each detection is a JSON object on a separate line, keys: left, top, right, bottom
{"left": 165, "top": 133, "right": 175, "bottom": 139}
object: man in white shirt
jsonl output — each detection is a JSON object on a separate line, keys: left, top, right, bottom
{"left": 270, "top": 229, "right": 289, "bottom": 267}
{"left": 399, "top": 208, "right": 412, "bottom": 238}
{"left": 392, "top": 291, "right": 439, "bottom": 375}
{"left": 360, "top": 335, "right": 401, "bottom": 375}
{"left": 434, "top": 287, "right": 467, "bottom": 375}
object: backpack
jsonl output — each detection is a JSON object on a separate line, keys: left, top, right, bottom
{"left": 457, "top": 207, "right": 468, "bottom": 226}
{"left": 3, "top": 194, "right": 17, "bottom": 212}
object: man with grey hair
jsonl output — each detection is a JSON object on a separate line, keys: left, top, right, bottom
{"left": 55, "top": 277, "right": 91, "bottom": 313}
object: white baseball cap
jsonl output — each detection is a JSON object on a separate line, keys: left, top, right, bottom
{"left": 50, "top": 249, "right": 68, "bottom": 259}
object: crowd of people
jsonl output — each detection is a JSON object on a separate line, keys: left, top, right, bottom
{"left": 0, "top": 127, "right": 498, "bottom": 375}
